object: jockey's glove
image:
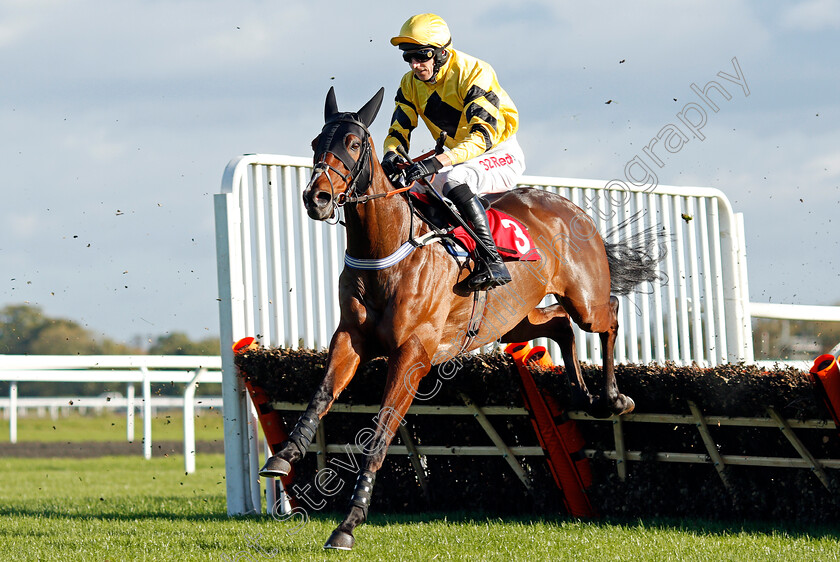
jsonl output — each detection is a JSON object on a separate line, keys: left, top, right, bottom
{"left": 405, "top": 156, "right": 443, "bottom": 184}
{"left": 381, "top": 151, "right": 401, "bottom": 177}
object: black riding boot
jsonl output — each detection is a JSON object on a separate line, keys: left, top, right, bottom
{"left": 448, "top": 184, "right": 512, "bottom": 291}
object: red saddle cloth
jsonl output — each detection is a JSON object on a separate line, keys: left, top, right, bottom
{"left": 411, "top": 192, "right": 539, "bottom": 261}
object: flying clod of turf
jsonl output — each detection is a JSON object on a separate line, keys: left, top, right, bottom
{"left": 237, "top": 347, "right": 840, "bottom": 524}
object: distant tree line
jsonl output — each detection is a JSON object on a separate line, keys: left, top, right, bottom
{"left": 0, "top": 304, "right": 219, "bottom": 355}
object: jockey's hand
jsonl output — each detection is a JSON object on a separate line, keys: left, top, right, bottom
{"left": 381, "top": 151, "right": 401, "bottom": 177}
{"left": 405, "top": 156, "right": 443, "bottom": 184}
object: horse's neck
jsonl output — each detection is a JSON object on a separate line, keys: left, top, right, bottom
{"left": 344, "top": 180, "right": 415, "bottom": 259}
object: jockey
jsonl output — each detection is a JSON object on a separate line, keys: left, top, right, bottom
{"left": 382, "top": 13, "right": 526, "bottom": 291}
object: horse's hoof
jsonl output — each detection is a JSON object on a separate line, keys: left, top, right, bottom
{"left": 589, "top": 394, "right": 635, "bottom": 418}
{"left": 258, "top": 455, "right": 291, "bottom": 478}
{"left": 323, "top": 529, "right": 354, "bottom": 551}
{"left": 614, "top": 394, "right": 635, "bottom": 416}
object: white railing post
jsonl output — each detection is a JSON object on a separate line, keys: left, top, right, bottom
{"left": 246, "top": 395, "right": 262, "bottom": 514}
{"left": 142, "top": 366, "right": 152, "bottom": 460}
{"left": 183, "top": 368, "right": 204, "bottom": 474}
{"left": 126, "top": 383, "right": 135, "bottom": 442}
{"left": 735, "top": 213, "right": 754, "bottom": 362}
{"left": 264, "top": 440, "right": 276, "bottom": 515}
{"left": 714, "top": 195, "right": 745, "bottom": 362}
{"left": 10, "top": 382, "right": 17, "bottom": 444}
{"left": 216, "top": 176, "right": 261, "bottom": 516}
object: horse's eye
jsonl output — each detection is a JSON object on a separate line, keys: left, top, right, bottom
{"left": 350, "top": 141, "right": 361, "bottom": 151}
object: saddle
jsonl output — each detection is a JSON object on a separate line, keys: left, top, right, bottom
{"left": 408, "top": 190, "right": 539, "bottom": 261}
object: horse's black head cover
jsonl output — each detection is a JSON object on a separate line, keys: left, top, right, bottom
{"left": 312, "top": 87, "right": 385, "bottom": 196}
{"left": 314, "top": 87, "right": 383, "bottom": 171}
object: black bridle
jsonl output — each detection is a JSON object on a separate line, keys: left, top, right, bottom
{"left": 305, "top": 109, "right": 421, "bottom": 239}
{"left": 307, "top": 112, "right": 375, "bottom": 210}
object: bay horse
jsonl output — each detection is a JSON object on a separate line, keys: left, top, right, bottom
{"left": 260, "top": 87, "right": 662, "bottom": 550}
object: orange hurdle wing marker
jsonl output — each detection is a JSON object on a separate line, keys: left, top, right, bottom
{"left": 810, "top": 354, "right": 840, "bottom": 435}
{"left": 505, "top": 342, "right": 597, "bottom": 517}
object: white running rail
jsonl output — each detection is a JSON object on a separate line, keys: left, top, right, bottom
{"left": 0, "top": 355, "right": 221, "bottom": 474}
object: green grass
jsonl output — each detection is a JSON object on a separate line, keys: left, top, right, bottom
{"left": 0, "top": 410, "right": 224, "bottom": 443}
{"left": 1, "top": 415, "right": 839, "bottom": 560}
{"left": 1, "top": 454, "right": 840, "bottom": 561}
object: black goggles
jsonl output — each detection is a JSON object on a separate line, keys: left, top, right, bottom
{"left": 402, "top": 48, "right": 436, "bottom": 63}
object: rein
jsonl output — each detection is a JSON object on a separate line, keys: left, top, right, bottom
{"left": 307, "top": 111, "right": 435, "bottom": 269}
{"left": 307, "top": 113, "right": 415, "bottom": 211}
{"left": 337, "top": 184, "right": 413, "bottom": 206}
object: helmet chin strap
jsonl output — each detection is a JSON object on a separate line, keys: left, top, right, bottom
{"left": 410, "top": 39, "right": 451, "bottom": 83}
{"left": 429, "top": 39, "right": 451, "bottom": 82}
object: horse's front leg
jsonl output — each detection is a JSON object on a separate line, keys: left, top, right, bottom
{"left": 324, "top": 334, "right": 432, "bottom": 550}
{"left": 259, "top": 328, "right": 365, "bottom": 477}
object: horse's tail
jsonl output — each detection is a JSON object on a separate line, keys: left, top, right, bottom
{"left": 603, "top": 213, "right": 668, "bottom": 295}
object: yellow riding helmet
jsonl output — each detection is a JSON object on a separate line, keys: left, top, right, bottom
{"left": 390, "top": 13, "right": 451, "bottom": 48}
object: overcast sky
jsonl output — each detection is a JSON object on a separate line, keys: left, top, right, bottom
{"left": 2, "top": 0, "right": 838, "bottom": 344}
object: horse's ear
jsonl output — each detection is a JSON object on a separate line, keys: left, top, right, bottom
{"left": 357, "top": 87, "right": 385, "bottom": 127}
{"left": 324, "top": 87, "right": 339, "bottom": 121}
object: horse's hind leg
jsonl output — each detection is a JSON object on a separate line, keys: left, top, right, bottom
{"left": 596, "top": 296, "right": 634, "bottom": 416}
{"left": 554, "top": 310, "right": 594, "bottom": 409}
{"left": 501, "top": 304, "right": 593, "bottom": 409}
{"left": 560, "top": 293, "right": 634, "bottom": 418}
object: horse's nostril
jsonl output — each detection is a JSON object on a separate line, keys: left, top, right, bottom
{"left": 303, "top": 190, "right": 332, "bottom": 210}
{"left": 315, "top": 192, "right": 332, "bottom": 207}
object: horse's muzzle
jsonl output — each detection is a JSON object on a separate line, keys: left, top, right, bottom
{"left": 303, "top": 188, "right": 334, "bottom": 221}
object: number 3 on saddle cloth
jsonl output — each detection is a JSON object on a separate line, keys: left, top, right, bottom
{"left": 409, "top": 192, "right": 540, "bottom": 262}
